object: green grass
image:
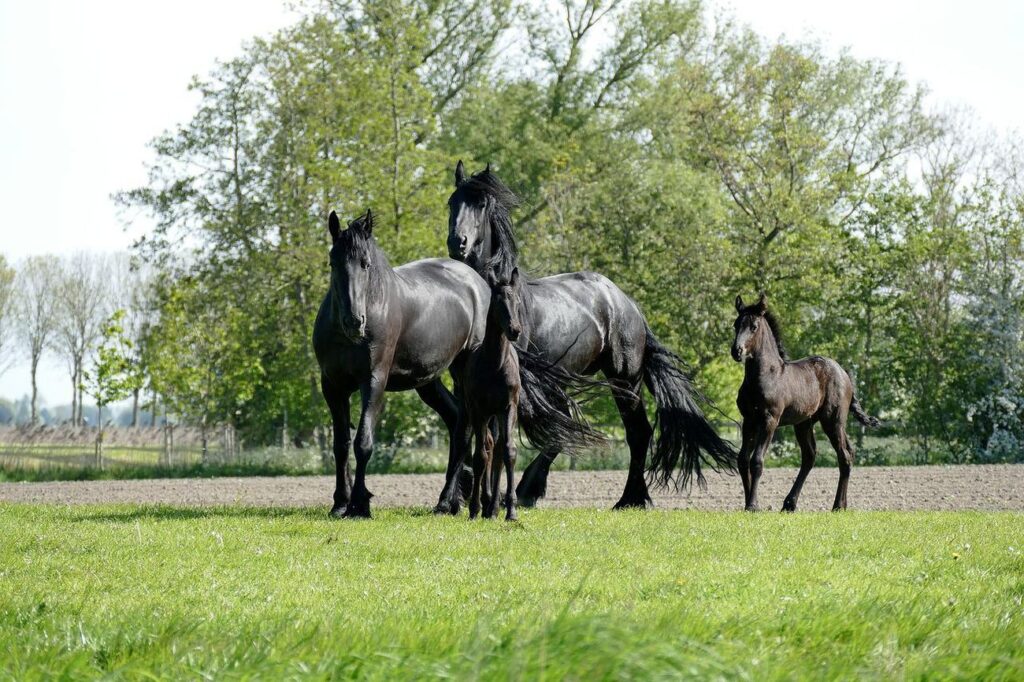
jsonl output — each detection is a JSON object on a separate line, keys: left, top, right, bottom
{"left": 0, "top": 461, "right": 319, "bottom": 483}
{"left": 1, "top": 505, "right": 1022, "bottom": 679}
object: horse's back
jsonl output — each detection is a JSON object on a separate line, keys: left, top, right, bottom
{"left": 783, "top": 356, "right": 854, "bottom": 422}
{"left": 525, "top": 271, "right": 646, "bottom": 377}
{"left": 390, "top": 258, "right": 489, "bottom": 379}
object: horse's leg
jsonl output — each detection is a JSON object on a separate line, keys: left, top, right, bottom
{"left": 344, "top": 374, "right": 386, "bottom": 519}
{"left": 516, "top": 449, "right": 559, "bottom": 508}
{"left": 481, "top": 423, "right": 497, "bottom": 517}
{"left": 469, "top": 420, "right": 485, "bottom": 520}
{"left": 434, "top": 399, "right": 473, "bottom": 516}
{"left": 782, "top": 421, "right": 817, "bottom": 512}
{"left": 738, "top": 419, "right": 754, "bottom": 509}
{"left": 484, "top": 423, "right": 502, "bottom": 519}
{"left": 822, "top": 417, "right": 853, "bottom": 511}
{"left": 746, "top": 419, "right": 777, "bottom": 512}
{"left": 322, "top": 375, "right": 353, "bottom": 518}
{"left": 502, "top": 406, "right": 519, "bottom": 522}
{"left": 417, "top": 380, "right": 472, "bottom": 500}
{"left": 612, "top": 381, "right": 654, "bottom": 509}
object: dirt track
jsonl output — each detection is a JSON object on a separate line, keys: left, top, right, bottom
{"left": 1, "top": 464, "right": 1023, "bottom": 511}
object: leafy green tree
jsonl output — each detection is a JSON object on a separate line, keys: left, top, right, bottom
{"left": 83, "top": 310, "right": 142, "bottom": 466}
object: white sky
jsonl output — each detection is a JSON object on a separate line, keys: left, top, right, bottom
{"left": 1, "top": 0, "right": 1022, "bottom": 404}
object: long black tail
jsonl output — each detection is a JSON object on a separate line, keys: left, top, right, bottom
{"left": 850, "top": 395, "right": 881, "bottom": 428}
{"left": 515, "top": 348, "right": 610, "bottom": 454}
{"left": 643, "top": 326, "right": 737, "bottom": 490}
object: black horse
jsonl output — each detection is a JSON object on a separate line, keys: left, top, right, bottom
{"left": 731, "top": 294, "right": 881, "bottom": 511}
{"left": 314, "top": 209, "right": 603, "bottom": 518}
{"left": 312, "top": 210, "right": 489, "bottom": 517}
{"left": 446, "top": 162, "right": 737, "bottom": 507}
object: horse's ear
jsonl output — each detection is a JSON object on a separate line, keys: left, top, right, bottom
{"left": 734, "top": 295, "right": 744, "bottom": 313}
{"left": 510, "top": 267, "right": 520, "bottom": 287}
{"left": 753, "top": 292, "right": 768, "bottom": 315}
{"left": 363, "top": 209, "right": 374, "bottom": 235}
{"left": 485, "top": 162, "right": 491, "bottom": 172}
{"left": 455, "top": 160, "right": 466, "bottom": 186}
{"left": 328, "top": 211, "right": 341, "bottom": 241}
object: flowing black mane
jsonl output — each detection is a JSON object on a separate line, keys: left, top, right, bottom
{"left": 459, "top": 168, "right": 521, "bottom": 283}
{"left": 739, "top": 303, "right": 788, "bottom": 361}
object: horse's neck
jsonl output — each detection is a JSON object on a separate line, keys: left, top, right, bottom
{"left": 748, "top": 334, "right": 784, "bottom": 380}
{"left": 483, "top": 308, "right": 509, "bottom": 359}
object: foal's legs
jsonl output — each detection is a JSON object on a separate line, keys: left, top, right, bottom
{"left": 469, "top": 421, "right": 484, "bottom": 519}
{"left": 500, "top": 406, "right": 519, "bottom": 521}
{"left": 737, "top": 419, "right": 755, "bottom": 509}
{"left": 821, "top": 417, "right": 854, "bottom": 511}
{"left": 612, "top": 380, "right": 654, "bottom": 509}
{"left": 322, "top": 375, "right": 353, "bottom": 518}
{"left": 746, "top": 418, "right": 777, "bottom": 512}
{"left": 346, "top": 374, "right": 387, "bottom": 518}
{"left": 782, "top": 421, "right": 817, "bottom": 512}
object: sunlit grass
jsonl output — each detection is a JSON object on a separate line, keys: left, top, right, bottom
{"left": 1, "top": 504, "right": 1021, "bottom": 679}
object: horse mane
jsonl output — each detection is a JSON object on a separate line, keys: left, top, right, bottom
{"left": 460, "top": 168, "right": 521, "bottom": 283}
{"left": 739, "top": 303, "right": 788, "bottom": 361}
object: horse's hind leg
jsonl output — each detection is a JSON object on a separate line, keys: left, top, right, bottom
{"left": 612, "top": 380, "right": 654, "bottom": 510}
{"left": 822, "top": 418, "right": 853, "bottom": 511}
{"left": 516, "top": 449, "right": 558, "bottom": 507}
{"left": 783, "top": 421, "right": 817, "bottom": 512}
{"left": 417, "top": 380, "right": 472, "bottom": 501}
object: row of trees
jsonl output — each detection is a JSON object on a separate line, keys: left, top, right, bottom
{"left": 105, "top": 0, "right": 1024, "bottom": 462}
{"left": 0, "top": 253, "right": 151, "bottom": 429}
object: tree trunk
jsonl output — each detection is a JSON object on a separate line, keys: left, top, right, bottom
{"left": 131, "top": 388, "right": 140, "bottom": 428}
{"left": 29, "top": 354, "right": 39, "bottom": 425}
{"left": 95, "top": 404, "right": 104, "bottom": 469}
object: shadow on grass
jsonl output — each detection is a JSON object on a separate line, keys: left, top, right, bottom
{"left": 67, "top": 504, "right": 443, "bottom": 524}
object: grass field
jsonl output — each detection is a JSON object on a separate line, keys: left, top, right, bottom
{"left": 1, "top": 505, "right": 1022, "bottom": 680}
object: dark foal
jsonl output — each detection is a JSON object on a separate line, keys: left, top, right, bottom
{"left": 466, "top": 269, "right": 524, "bottom": 521}
{"left": 731, "top": 295, "right": 881, "bottom": 511}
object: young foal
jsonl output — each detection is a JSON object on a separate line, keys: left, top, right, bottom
{"left": 731, "top": 295, "right": 880, "bottom": 511}
{"left": 465, "top": 269, "right": 523, "bottom": 521}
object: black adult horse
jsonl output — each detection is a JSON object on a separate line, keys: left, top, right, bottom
{"left": 446, "top": 162, "right": 737, "bottom": 507}
{"left": 313, "top": 210, "right": 488, "bottom": 517}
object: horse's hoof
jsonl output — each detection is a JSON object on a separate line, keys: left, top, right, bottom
{"left": 505, "top": 509, "right": 519, "bottom": 522}
{"left": 782, "top": 499, "right": 797, "bottom": 513}
{"left": 517, "top": 495, "right": 539, "bottom": 508}
{"left": 744, "top": 504, "right": 760, "bottom": 512}
{"left": 328, "top": 506, "right": 346, "bottom": 519}
{"left": 613, "top": 495, "right": 653, "bottom": 510}
{"left": 433, "top": 502, "right": 451, "bottom": 515}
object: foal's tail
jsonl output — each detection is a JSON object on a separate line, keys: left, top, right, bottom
{"left": 850, "top": 395, "right": 882, "bottom": 429}
{"left": 515, "top": 348, "right": 609, "bottom": 454}
{"left": 643, "top": 326, "right": 738, "bottom": 490}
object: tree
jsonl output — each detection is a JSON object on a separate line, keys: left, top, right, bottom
{"left": 53, "top": 253, "right": 110, "bottom": 426}
{"left": 14, "top": 255, "right": 60, "bottom": 425}
{"left": 83, "top": 310, "right": 142, "bottom": 466}
{"left": 0, "top": 255, "right": 15, "bottom": 377}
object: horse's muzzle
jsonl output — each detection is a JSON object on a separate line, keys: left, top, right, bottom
{"left": 342, "top": 315, "right": 367, "bottom": 340}
{"left": 731, "top": 345, "right": 743, "bottom": 362}
{"left": 447, "top": 237, "right": 468, "bottom": 260}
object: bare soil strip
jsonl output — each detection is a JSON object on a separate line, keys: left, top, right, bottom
{"left": 2, "top": 464, "right": 1023, "bottom": 511}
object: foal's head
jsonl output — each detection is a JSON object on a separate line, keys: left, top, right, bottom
{"left": 327, "top": 209, "right": 385, "bottom": 339}
{"left": 489, "top": 267, "right": 522, "bottom": 343}
{"left": 731, "top": 294, "right": 787, "bottom": 362}
{"left": 447, "top": 160, "right": 519, "bottom": 282}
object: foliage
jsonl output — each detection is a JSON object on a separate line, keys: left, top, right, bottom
{"left": 1, "top": 505, "right": 1022, "bottom": 678}
{"left": 108, "top": 0, "right": 1024, "bottom": 464}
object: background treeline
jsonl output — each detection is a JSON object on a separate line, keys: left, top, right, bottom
{"left": 5, "top": 0, "right": 1022, "bottom": 465}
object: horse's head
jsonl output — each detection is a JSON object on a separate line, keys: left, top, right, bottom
{"left": 490, "top": 267, "right": 522, "bottom": 343}
{"left": 447, "top": 160, "right": 490, "bottom": 264}
{"left": 731, "top": 293, "right": 769, "bottom": 362}
{"left": 328, "top": 209, "right": 379, "bottom": 339}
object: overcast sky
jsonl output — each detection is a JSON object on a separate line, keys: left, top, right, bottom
{"left": 1, "top": 0, "right": 1022, "bottom": 404}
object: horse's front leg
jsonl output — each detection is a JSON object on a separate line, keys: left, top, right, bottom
{"left": 417, "top": 380, "right": 472, "bottom": 500}
{"left": 746, "top": 417, "right": 777, "bottom": 512}
{"left": 434, "top": 400, "right": 473, "bottom": 516}
{"left": 344, "top": 374, "right": 386, "bottom": 519}
{"left": 322, "top": 375, "right": 354, "bottom": 518}
{"left": 737, "top": 418, "right": 755, "bottom": 510}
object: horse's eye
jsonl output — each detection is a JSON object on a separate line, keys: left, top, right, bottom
{"left": 361, "top": 259, "right": 369, "bottom": 269}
